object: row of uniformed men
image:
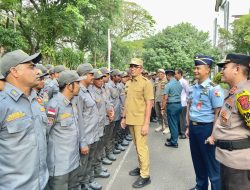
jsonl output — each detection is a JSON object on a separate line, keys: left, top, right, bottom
{"left": 0, "top": 50, "right": 132, "bottom": 190}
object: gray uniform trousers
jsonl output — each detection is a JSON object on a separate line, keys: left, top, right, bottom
{"left": 93, "top": 136, "right": 105, "bottom": 175}
{"left": 104, "top": 122, "right": 115, "bottom": 155}
{"left": 79, "top": 142, "right": 98, "bottom": 185}
{"left": 112, "top": 120, "right": 121, "bottom": 150}
{"left": 48, "top": 167, "right": 80, "bottom": 190}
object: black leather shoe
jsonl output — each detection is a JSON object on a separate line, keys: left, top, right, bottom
{"left": 129, "top": 167, "right": 140, "bottom": 176}
{"left": 179, "top": 135, "right": 187, "bottom": 139}
{"left": 165, "top": 142, "right": 178, "bottom": 148}
{"left": 132, "top": 176, "right": 151, "bottom": 188}
{"left": 166, "top": 138, "right": 171, "bottom": 142}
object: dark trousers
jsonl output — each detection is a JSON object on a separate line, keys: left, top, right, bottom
{"left": 79, "top": 142, "right": 98, "bottom": 185}
{"left": 48, "top": 167, "right": 80, "bottom": 190}
{"left": 104, "top": 122, "right": 115, "bottom": 155}
{"left": 189, "top": 122, "right": 220, "bottom": 190}
{"left": 93, "top": 136, "right": 105, "bottom": 175}
{"left": 166, "top": 102, "right": 182, "bottom": 145}
{"left": 178, "top": 106, "right": 187, "bottom": 135}
{"left": 220, "top": 164, "right": 250, "bottom": 190}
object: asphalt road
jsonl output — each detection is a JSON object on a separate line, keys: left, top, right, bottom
{"left": 96, "top": 122, "right": 198, "bottom": 190}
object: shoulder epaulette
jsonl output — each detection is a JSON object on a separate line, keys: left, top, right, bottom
{"left": 209, "top": 82, "right": 217, "bottom": 87}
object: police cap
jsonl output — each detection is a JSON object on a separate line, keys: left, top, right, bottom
{"left": 77, "top": 63, "right": 94, "bottom": 76}
{"left": 194, "top": 55, "right": 214, "bottom": 67}
{"left": 217, "top": 53, "right": 250, "bottom": 68}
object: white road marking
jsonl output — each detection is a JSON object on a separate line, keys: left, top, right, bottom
{"left": 105, "top": 143, "right": 133, "bottom": 190}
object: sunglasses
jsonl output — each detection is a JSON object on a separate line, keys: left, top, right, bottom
{"left": 129, "top": 64, "right": 141, "bottom": 68}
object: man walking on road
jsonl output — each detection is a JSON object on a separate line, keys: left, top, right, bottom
{"left": 121, "top": 58, "right": 154, "bottom": 188}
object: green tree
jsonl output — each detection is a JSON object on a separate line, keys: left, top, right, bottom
{"left": 219, "top": 13, "right": 250, "bottom": 54}
{"left": 143, "top": 23, "right": 220, "bottom": 75}
{"left": 112, "top": 1, "right": 156, "bottom": 40}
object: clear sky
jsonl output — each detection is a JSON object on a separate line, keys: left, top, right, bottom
{"left": 129, "top": 0, "right": 250, "bottom": 39}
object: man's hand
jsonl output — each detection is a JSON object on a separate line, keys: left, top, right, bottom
{"left": 141, "top": 124, "right": 149, "bottom": 136}
{"left": 205, "top": 135, "right": 215, "bottom": 145}
{"left": 120, "top": 118, "right": 126, "bottom": 129}
{"left": 108, "top": 109, "right": 115, "bottom": 122}
{"left": 161, "top": 109, "right": 164, "bottom": 115}
{"left": 185, "top": 128, "right": 189, "bottom": 138}
{"left": 80, "top": 146, "right": 89, "bottom": 155}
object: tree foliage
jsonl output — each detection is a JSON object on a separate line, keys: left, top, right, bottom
{"left": 112, "top": 1, "right": 156, "bottom": 40}
{"left": 219, "top": 13, "right": 250, "bottom": 54}
{"left": 143, "top": 23, "right": 220, "bottom": 76}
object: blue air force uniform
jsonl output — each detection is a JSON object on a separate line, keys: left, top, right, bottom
{"left": 188, "top": 55, "right": 224, "bottom": 190}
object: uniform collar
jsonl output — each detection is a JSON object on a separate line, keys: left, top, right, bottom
{"left": 131, "top": 75, "right": 142, "bottom": 82}
{"left": 57, "top": 92, "right": 71, "bottom": 106}
{"left": 92, "top": 85, "right": 102, "bottom": 94}
{"left": 236, "top": 79, "right": 248, "bottom": 89}
{"left": 80, "top": 83, "right": 88, "bottom": 93}
{"left": 195, "top": 78, "right": 210, "bottom": 88}
{"left": 4, "top": 82, "right": 36, "bottom": 102}
{"left": 53, "top": 78, "right": 59, "bottom": 86}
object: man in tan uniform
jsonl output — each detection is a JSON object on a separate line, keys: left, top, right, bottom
{"left": 121, "top": 58, "right": 154, "bottom": 188}
{"left": 154, "top": 69, "right": 169, "bottom": 134}
{"left": 214, "top": 53, "right": 250, "bottom": 190}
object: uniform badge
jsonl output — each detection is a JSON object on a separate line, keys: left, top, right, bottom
{"left": 48, "top": 108, "right": 56, "bottom": 116}
{"left": 229, "top": 86, "right": 237, "bottom": 95}
{"left": 60, "top": 113, "right": 71, "bottom": 120}
{"left": 36, "top": 97, "right": 43, "bottom": 105}
{"left": 6, "top": 112, "right": 26, "bottom": 122}
{"left": 10, "top": 89, "right": 19, "bottom": 97}
{"left": 214, "top": 89, "right": 221, "bottom": 97}
{"left": 48, "top": 117, "right": 55, "bottom": 127}
{"left": 196, "top": 101, "right": 202, "bottom": 110}
{"left": 236, "top": 90, "right": 250, "bottom": 128}
{"left": 220, "top": 110, "right": 228, "bottom": 123}
{"left": 40, "top": 107, "right": 45, "bottom": 112}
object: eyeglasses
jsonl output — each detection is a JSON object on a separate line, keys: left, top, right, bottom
{"left": 129, "top": 64, "right": 141, "bottom": 69}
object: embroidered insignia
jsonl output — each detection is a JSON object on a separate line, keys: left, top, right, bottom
{"left": 60, "top": 113, "right": 71, "bottom": 120}
{"left": 40, "top": 107, "right": 45, "bottom": 112}
{"left": 237, "top": 95, "right": 250, "bottom": 110}
{"left": 95, "top": 98, "right": 101, "bottom": 103}
{"left": 236, "top": 90, "right": 250, "bottom": 128}
{"left": 7, "top": 112, "right": 25, "bottom": 122}
{"left": 48, "top": 108, "right": 56, "bottom": 115}
{"left": 10, "top": 89, "right": 18, "bottom": 97}
{"left": 214, "top": 89, "right": 221, "bottom": 97}
{"left": 196, "top": 101, "right": 202, "bottom": 110}
{"left": 36, "top": 97, "right": 43, "bottom": 105}
{"left": 48, "top": 117, "right": 54, "bottom": 126}
{"left": 229, "top": 86, "right": 237, "bottom": 95}
{"left": 227, "top": 97, "right": 234, "bottom": 105}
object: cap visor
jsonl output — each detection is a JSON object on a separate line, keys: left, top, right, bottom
{"left": 216, "top": 62, "right": 226, "bottom": 68}
{"left": 21, "top": 52, "right": 42, "bottom": 64}
{"left": 39, "top": 73, "right": 49, "bottom": 78}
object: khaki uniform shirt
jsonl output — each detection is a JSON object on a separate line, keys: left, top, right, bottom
{"left": 125, "top": 75, "right": 154, "bottom": 125}
{"left": 155, "top": 79, "right": 167, "bottom": 103}
{"left": 214, "top": 79, "right": 250, "bottom": 169}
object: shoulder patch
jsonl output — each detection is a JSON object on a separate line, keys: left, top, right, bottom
{"left": 236, "top": 89, "right": 250, "bottom": 128}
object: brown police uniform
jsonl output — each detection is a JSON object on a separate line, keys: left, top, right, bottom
{"left": 124, "top": 75, "right": 154, "bottom": 178}
{"left": 214, "top": 79, "right": 250, "bottom": 189}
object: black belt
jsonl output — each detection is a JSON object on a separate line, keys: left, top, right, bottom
{"left": 191, "top": 121, "right": 213, "bottom": 126}
{"left": 216, "top": 138, "right": 250, "bottom": 151}
{"left": 167, "top": 102, "right": 181, "bottom": 104}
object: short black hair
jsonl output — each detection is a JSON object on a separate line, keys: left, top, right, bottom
{"left": 176, "top": 69, "right": 183, "bottom": 76}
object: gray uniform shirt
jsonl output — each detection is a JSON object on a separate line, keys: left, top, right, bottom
{"left": 89, "top": 85, "right": 106, "bottom": 137}
{"left": 0, "top": 83, "right": 49, "bottom": 190}
{"left": 43, "top": 78, "right": 59, "bottom": 100}
{"left": 46, "top": 93, "right": 80, "bottom": 176}
{"left": 103, "top": 83, "right": 113, "bottom": 125}
{"left": 107, "top": 80, "right": 121, "bottom": 121}
{"left": 118, "top": 82, "right": 126, "bottom": 117}
{"left": 76, "top": 84, "right": 99, "bottom": 147}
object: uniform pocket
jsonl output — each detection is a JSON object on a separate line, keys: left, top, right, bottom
{"left": 60, "top": 118, "right": 74, "bottom": 128}
{"left": 6, "top": 117, "right": 32, "bottom": 133}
